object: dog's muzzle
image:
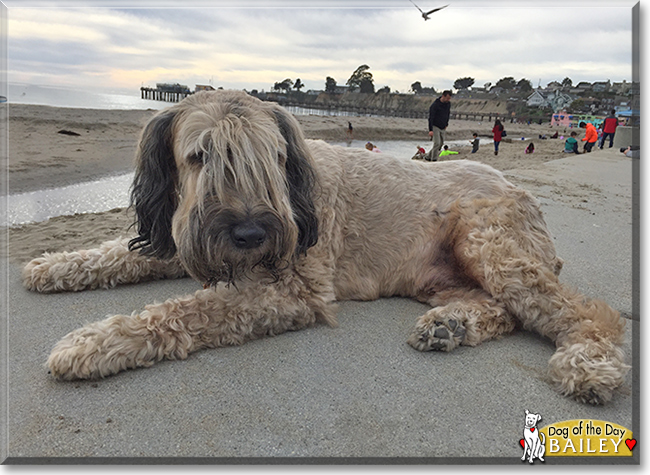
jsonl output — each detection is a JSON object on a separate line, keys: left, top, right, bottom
{"left": 230, "top": 221, "right": 267, "bottom": 249}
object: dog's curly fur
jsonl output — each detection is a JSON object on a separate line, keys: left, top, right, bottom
{"left": 23, "top": 90, "right": 628, "bottom": 404}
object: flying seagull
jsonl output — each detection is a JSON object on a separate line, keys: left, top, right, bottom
{"left": 409, "top": 1, "right": 449, "bottom": 20}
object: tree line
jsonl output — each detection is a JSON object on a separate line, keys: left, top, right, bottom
{"left": 271, "top": 64, "right": 581, "bottom": 97}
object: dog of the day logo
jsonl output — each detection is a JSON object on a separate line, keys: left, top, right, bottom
{"left": 519, "top": 411, "right": 635, "bottom": 462}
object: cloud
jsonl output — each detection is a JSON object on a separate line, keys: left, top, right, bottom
{"left": 5, "top": 2, "right": 635, "bottom": 93}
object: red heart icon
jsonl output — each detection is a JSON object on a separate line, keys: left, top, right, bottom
{"left": 530, "top": 428, "right": 535, "bottom": 432}
{"left": 519, "top": 439, "right": 525, "bottom": 448}
{"left": 625, "top": 439, "right": 636, "bottom": 451}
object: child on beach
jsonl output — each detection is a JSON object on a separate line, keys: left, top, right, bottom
{"left": 563, "top": 131, "right": 580, "bottom": 154}
{"left": 525, "top": 142, "right": 535, "bottom": 154}
{"left": 492, "top": 119, "right": 504, "bottom": 155}
{"left": 469, "top": 133, "right": 480, "bottom": 153}
{"left": 580, "top": 121, "right": 598, "bottom": 152}
{"left": 411, "top": 145, "right": 427, "bottom": 160}
{"left": 439, "top": 145, "right": 459, "bottom": 158}
{"left": 365, "top": 142, "right": 381, "bottom": 153}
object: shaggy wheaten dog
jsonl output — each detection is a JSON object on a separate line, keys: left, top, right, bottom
{"left": 23, "top": 90, "right": 628, "bottom": 404}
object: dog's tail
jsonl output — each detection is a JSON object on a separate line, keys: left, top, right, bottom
{"left": 540, "top": 432, "right": 546, "bottom": 444}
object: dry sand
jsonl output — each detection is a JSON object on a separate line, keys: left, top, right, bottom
{"left": 5, "top": 103, "right": 587, "bottom": 263}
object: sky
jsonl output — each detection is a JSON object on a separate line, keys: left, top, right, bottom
{"left": 1, "top": 0, "right": 638, "bottom": 95}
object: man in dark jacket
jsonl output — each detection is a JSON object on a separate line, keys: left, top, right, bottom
{"left": 600, "top": 110, "right": 618, "bottom": 149}
{"left": 426, "top": 90, "right": 452, "bottom": 161}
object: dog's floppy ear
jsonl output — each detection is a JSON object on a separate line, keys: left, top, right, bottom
{"left": 272, "top": 107, "right": 319, "bottom": 255}
{"left": 128, "top": 109, "right": 179, "bottom": 259}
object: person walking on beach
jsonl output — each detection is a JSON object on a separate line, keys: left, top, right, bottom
{"left": 492, "top": 119, "right": 504, "bottom": 155}
{"left": 347, "top": 121, "right": 354, "bottom": 139}
{"left": 600, "top": 111, "right": 618, "bottom": 149}
{"left": 580, "top": 121, "right": 598, "bottom": 153}
{"left": 425, "top": 90, "right": 452, "bottom": 161}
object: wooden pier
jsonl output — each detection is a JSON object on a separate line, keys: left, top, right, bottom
{"left": 140, "top": 87, "right": 192, "bottom": 102}
{"left": 140, "top": 83, "right": 193, "bottom": 103}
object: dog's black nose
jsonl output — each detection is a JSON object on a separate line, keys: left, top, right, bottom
{"left": 230, "top": 222, "right": 267, "bottom": 249}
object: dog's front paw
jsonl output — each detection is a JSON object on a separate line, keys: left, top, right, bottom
{"left": 408, "top": 311, "right": 466, "bottom": 352}
{"left": 47, "top": 325, "right": 127, "bottom": 380}
{"left": 23, "top": 251, "right": 95, "bottom": 293}
{"left": 47, "top": 316, "right": 156, "bottom": 380}
{"left": 547, "top": 341, "right": 629, "bottom": 405}
{"left": 23, "top": 255, "right": 59, "bottom": 293}
{"left": 47, "top": 329, "right": 106, "bottom": 380}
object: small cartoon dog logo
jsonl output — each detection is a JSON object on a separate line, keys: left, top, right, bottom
{"left": 521, "top": 410, "right": 545, "bottom": 463}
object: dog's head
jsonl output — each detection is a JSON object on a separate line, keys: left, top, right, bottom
{"left": 524, "top": 410, "right": 542, "bottom": 428}
{"left": 128, "top": 90, "right": 318, "bottom": 285}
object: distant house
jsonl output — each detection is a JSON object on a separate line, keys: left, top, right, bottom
{"left": 526, "top": 90, "right": 547, "bottom": 107}
{"left": 612, "top": 80, "right": 633, "bottom": 95}
{"left": 592, "top": 81, "right": 611, "bottom": 93}
{"left": 526, "top": 89, "right": 575, "bottom": 112}
{"left": 488, "top": 86, "right": 505, "bottom": 96}
{"left": 576, "top": 81, "right": 592, "bottom": 92}
{"left": 546, "top": 81, "right": 563, "bottom": 91}
{"left": 195, "top": 84, "right": 215, "bottom": 92}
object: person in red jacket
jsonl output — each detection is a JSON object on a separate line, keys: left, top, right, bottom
{"left": 580, "top": 121, "right": 598, "bottom": 152}
{"left": 492, "top": 119, "right": 504, "bottom": 155}
{"left": 600, "top": 111, "right": 619, "bottom": 149}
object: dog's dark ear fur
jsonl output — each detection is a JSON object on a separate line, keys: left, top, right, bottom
{"left": 272, "top": 107, "right": 319, "bottom": 255}
{"left": 128, "top": 110, "right": 178, "bottom": 259}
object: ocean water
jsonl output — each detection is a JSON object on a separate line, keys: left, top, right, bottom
{"left": 7, "top": 83, "right": 171, "bottom": 110}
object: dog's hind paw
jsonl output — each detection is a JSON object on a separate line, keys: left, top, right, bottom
{"left": 407, "top": 311, "right": 466, "bottom": 352}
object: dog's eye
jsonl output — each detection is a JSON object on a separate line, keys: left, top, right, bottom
{"left": 188, "top": 152, "right": 204, "bottom": 165}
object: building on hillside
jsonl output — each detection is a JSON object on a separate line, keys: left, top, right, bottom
{"left": 575, "top": 81, "right": 592, "bottom": 92}
{"left": 526, "top": 89, "right": 575, "bottom": 112}
{"left": 526, "top": 90, "right": 547, "bottom": 107}
{"left": 612, "top": 80, "right": 633, "bottom": 95}
{"left": 592, "top": 81, "right": 611, "bottom": 93}
{"left": 546, "top": 81, "right": 563, "bottom": 91}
